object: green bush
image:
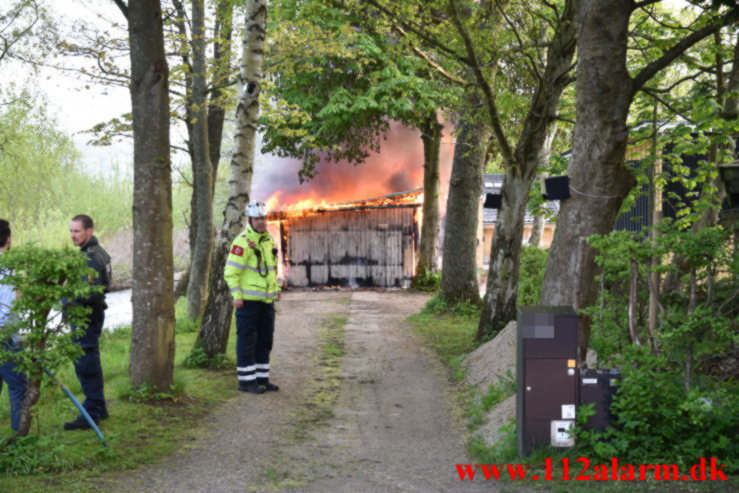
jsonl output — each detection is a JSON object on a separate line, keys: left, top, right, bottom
{"left": 181, "top": 346, "right": 232, "bottom": 369}
{"left": 0, "top": 435, "right": 74, "bottom": 475}
{"left": 117, "top": 377, "right": 187, "bottom": 403}
{"left": 576, "top": 347, "right": 738, "bottom": 471}
{"left": 411, "top": 270, "right": 441, "bottom": 292}
{"left": 574, "top": 222, "right": 737, "bottom": 471}
{"left": 423, "top": 295, "right": 480, "bottom": 319}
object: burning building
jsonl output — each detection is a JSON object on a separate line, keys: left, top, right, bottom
{"left": 268, "top": 190, "right": 423, "bottom": 288}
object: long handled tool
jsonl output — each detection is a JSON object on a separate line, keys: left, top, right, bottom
{"left": 44, "top": 368, "right": 108, "bottom": 447}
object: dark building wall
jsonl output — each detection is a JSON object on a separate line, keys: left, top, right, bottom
{"left": 614, "top": 148, "right": 706, "bottom": 233}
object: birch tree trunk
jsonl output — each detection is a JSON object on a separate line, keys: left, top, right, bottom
{"left": 127, "top": 0, "right": 176, "bottom": 390}
{"left": 439, "top": 97, "right": 491, "bottom": 306}
{"left": 186, "top": 0, "right": 214, "bottom": 320}
{"left": 477, "top": 0, "right": 576, "bottom": 340}
{"left": 416, "top": 111, "right": 443, "bottom": 279}
{"left": 194, "top": 0, "right": 267, "bottom": 359}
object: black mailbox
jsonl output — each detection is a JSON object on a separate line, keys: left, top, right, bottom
{"left": 517, "top": 306, "right": 579, "bottom": 456}
{"left": 484, "top": 192, "right": 502, "bottom": 209}
{"left": 541, "top": 175, "right": 570, "bottom": 200}
{"left": 579, "top": 368, "right": 620, "bottom": 432}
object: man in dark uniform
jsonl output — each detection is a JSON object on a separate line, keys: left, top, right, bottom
{"left": 64, "top": 214, "right": 112, "bottom": 430}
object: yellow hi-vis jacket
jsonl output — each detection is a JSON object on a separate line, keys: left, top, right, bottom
{"left": 224, "top": 225, "right": 280, "bottom": 303}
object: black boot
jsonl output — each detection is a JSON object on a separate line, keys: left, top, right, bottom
{"left": 63, "top": 415, "right": 99, "bottom": 431}
{"left": 238, "top": 382, "right": 266, "bottom": 394}
{"left": 262, "top": 382, "right": 279, "bottom": 392}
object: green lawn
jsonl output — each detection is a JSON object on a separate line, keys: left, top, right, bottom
{"left": 0, "top": 301, "right": 237, "bottom": 493}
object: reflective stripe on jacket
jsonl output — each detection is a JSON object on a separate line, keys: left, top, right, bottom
{"left": 224, "top": 226, "right": 280, "bottom": 303}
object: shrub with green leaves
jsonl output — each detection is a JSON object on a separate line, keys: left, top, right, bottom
{"left": 517, "top": 245, "right": 548, "bottom": 306}
{"left": 423, "top": 294, "right": 481, "bottom": 319}
{"left": 576, "top": 347, "right": 738, "bottom": 471}
{"left": 411, "top": 270, "right": 441, "bottom": 292}
{"left": 0, "top": 244, "right": 99, "bottom": 435}
{"left": 578, "top": 220, "right": 737, "bottom": 470}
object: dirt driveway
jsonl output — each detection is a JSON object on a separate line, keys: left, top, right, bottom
{"left": 109, "top": 290, "right": 496, "bottom": 492}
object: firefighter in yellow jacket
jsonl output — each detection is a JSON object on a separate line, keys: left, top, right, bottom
{"left": 224, "top": 201, "right": 281, "bottom": 394}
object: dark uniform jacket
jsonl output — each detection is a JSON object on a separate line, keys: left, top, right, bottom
{"left": 78, "top": 236, "right": 111, "bottom": 309}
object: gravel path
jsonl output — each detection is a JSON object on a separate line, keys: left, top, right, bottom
{"left": 108, "top": 290, "right": 497, "bottom": 492}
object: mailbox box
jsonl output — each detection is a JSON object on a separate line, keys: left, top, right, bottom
{"left": 579, "top": 368, "right": 620, "bottom": 432}
{"left": 517, "top": 306, "right": 579, "bottom": 456}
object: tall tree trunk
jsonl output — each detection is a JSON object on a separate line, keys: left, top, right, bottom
{"left": 539, "top": 0, "right": 635, "bottom": 361}
{"left": 647, "top": 111, "right": 662, "bottom": 351}
{"left": 477, "top": 0, "right": 576, "bottom": 340}
{"left": 628, "top": 259, "right": 642, "bottom": 346}
{"left": 127, "top": 0, "right": 176, "bottom": 390}
{"left": 207, "top": 0, "right": 234, "bottom": 189}
{"left": 540, "top": 0, "right": 739, "bottom": 361}
{"left": 171, "top": 0, "right": 233, "bottom": 302}
{"left": 540, "top": 1, "right": 737, "bottom": 361}
{"left": 416, "top": 111, "right": 443, "bottom": 278}
{"left": 171, "top": 0, "right": 194, "bottom": 301}
{"left": 528, "top": 128, "right": 558, "bottom": 248}
{"left": 439, "top": 96, "right": 491, "bottom": 306}
{"left": 194, "top": 0, "right": 267, "bottom": 359}
{"left": 186, "top": 0, "right": 214, "bottom": 320}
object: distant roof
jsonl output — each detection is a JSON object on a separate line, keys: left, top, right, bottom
{"left": 482, "top": 174, "right": 559, "bottom": 224}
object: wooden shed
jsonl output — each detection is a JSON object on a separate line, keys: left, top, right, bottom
{"left": 269, "top": 191, "right": 421, "bottom": 288}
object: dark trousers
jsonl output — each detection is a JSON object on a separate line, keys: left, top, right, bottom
{"left": 235, "top": 301, "right": 275, "bottom": 386}
{"left": 72, "top": 305, "right": 107, "bottom": 419}
{"left": 0, "top": 349, "right": 27, "bottom": 431}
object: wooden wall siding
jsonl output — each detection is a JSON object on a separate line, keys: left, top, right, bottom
{"left": 285, "top": 206, "right": 419, "bottom": 287}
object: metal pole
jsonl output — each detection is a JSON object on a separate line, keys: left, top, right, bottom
{"left": 44, "top": 369, "right": 108, "bottom": 447}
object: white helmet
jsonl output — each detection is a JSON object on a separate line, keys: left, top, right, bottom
{"left": 246, "top": 201, "right": 267, "bottom": 218}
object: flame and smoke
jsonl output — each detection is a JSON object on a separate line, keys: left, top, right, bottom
{"left": 252, "top": 122, "right": 454, "bottom": 212}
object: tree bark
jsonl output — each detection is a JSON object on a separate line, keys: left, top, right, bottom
{"left": 477, "top": 0, "right": 576, "bottom": 340}
{"left": 127, "top": 0, "right": 176, "bottom": 390}
{"left": 186, "top": 0, "right": 215, "bottom": 320}
{"left": 540, "top": 0, "right": 636, "bottom": 362}
{"left": 647, "top": 112, "right": 662, "bottom": 351}
{"left": 16, "top": 378, "right": 40, "bottom": 436}
{"left": 207, "top": 0, "right": 234, "bottom": 189}
{"left": 628, "top": 259, "right": 642, "bottom": 346}
{"left": 439, "top": 96, "right": 491, "bottom": 306}
{"left": 528, "top": 129, "right": 558, "bottom": 248}
{"left": 195, "top": 0, "right": 267, "bottom": 359}
{"left": 528, "top": 212, "right": 544, "bottom": 247}
{"left": 416, "top": 111, "right": 443, "bottom": 278}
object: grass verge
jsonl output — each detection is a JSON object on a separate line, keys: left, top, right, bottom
{"left": 284, "top": 314, "right": 347, "bottom": 442}
{"left": 0, "top": 299, "right": 236, "bottom": 493}
{"left": 257, "top": 311, "right": 349, "bottom": 490}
